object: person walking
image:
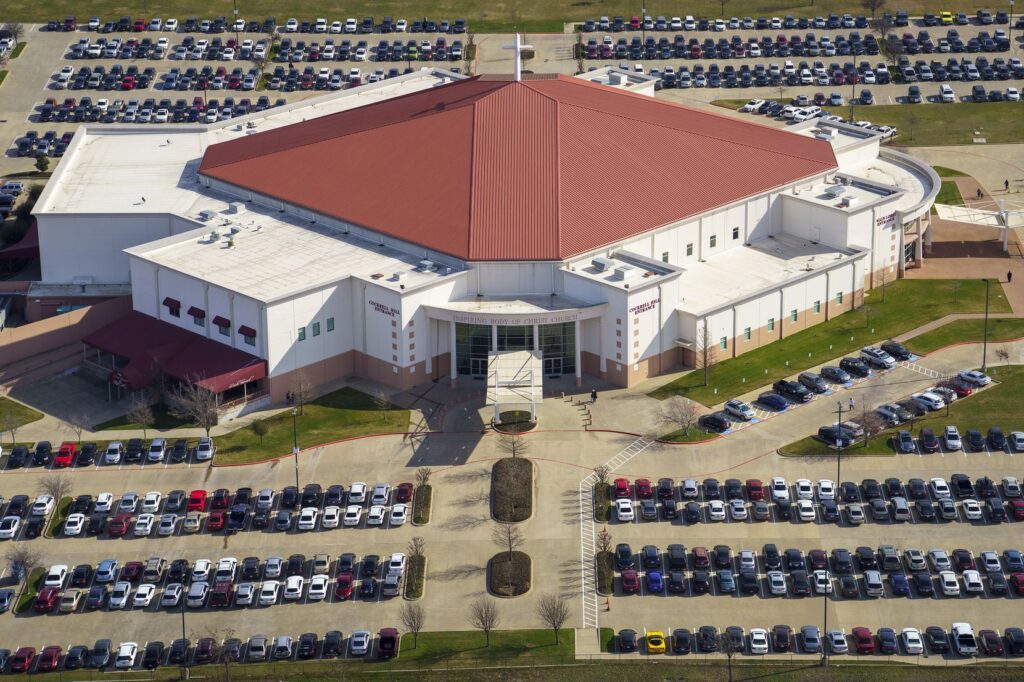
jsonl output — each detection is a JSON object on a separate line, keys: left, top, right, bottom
{"left": 977, "top": 188, "right": 983, "bottom": 199}
{"left": 1009, "top": 271, "right": 1014, "bottom": 284}
{"left": 848, "top": 397, "right": 855, "bottom": 411}
{"left": 1005, "top": 179, "right": 1010, "bottom": 192}
{"left": 591, "top": 388, "right": 598, "bottom": 404}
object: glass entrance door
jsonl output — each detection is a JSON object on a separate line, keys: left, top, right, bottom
{"left": 470, "top": 357, "right": 488, "bottom": 377}
{"left": 543, "top": 357, "right": 562, "bottom": 377}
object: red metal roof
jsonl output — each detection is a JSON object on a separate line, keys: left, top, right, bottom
{"left": 200, "top": 75, "right": 838, "bottom": 261}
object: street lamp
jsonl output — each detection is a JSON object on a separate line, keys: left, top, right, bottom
{"left": 291, "top": 407, "right": 300, "bottom": 490}
{"left": 820, "top": 399, "right": 845, "bottom": 666}
{"left": 180, "top": 590, "right": 189, "bottom": 679}
{"left": 981, "top": 278, "right": 991, "bottom": 371}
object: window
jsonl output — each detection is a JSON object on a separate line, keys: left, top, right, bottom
{"left": 767, "top": 318, "right": 775, "bottom": 331}
{"left": 791, "top": 309, "right": 798, "bottom": 322}
{"left": 719, "top": 336, "right": 727, "bottom": 350}
{"left": 297, "top": 327, "right": 306, "bottom": 341}
{"left": 213, "top": 316, "right": 230, "bottom": 336}
{"left": 187, "top": 306, "right": 205, "bottom": 327}
{"left": 238, "top": 325, "right": 257, "bottom": 347}
{"left": 836, "top": 291, "right": 843, "bottom": 304}
{"left": 743, "top": 327, "right": 751, "bottom": 341}
{"left": 686, "top": 243, "right": 693, "bottom": 256}
{"left": 162, "top": 297, "right": 181, "bottom": 318}
{"left": 312, "top": 322, "right": 320, "bottom": 337}
{"left": 243, "top": 335, "right": 255, "bottom": 346}
{"left": 732, "top": 226, "right": 740, "bottom": 240}
{"left": 813, "top": 300, "right": 821, "bottom": 314}
{"left": 661, "top": 251, "right": 669, "bottom": 263}
{"left": 709, "top": 235, "right": 717, "bottom": 248}
{"left": 217, "top": 322, "right": 229, "bottom": 336}
{"left": 326, "top": 317, "right": 335, "bottom": 332}
{"left": 169, "top": 306, "right": 180, "bottom": 318}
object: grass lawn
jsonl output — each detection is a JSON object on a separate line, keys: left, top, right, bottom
{"left": 0, "top": 71, "right": 7, "bottom": 87}
{"left": 9, "top": 43, "right": 26, "bottom": 59}
{"left": 45, "top": 496, "right": 72, "bottom": 537}
{"left": 397, "top": 629, "right": 573, "bottom": 664}
{"left": 14, "top": 568, "right": 44, "bottom": 614}
{"left": 932, "top": 180, "right": 964, "bottom": 211}
{"left": 931, "top": 166, "right": 968, "bottom": 177}
{"left": 658, "top": 427, "right": 718, "bottom": 443}
{"left": 3, "top": 1, "right": 1012, "bottom": 32}
{"left": 822, "top": 102, "right": 1024, "bottom": 146}
{"left": 92, "top": 402, "right": 195, "bottom": 431}
{"left": 593, "top": 483, "right": 610, "bottom": 522}
{"left": 214, "top": 387, "right": 409, "bottom": 465}
{"left": 905, "top": 317, "right": 1024, "bottom": 355}
{"left": 0, "top": 397, "right": 44, "bottom": 434}
{"left": 711, "top": 99, "right": 750, "bottom": 110}
{"left": 651, "top": 279, "right": 1009, "bottom": 406}
{"left": 780, "top": 365, "right": 1023, "bottom": 456}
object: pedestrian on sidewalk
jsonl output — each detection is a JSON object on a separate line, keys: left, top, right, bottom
{"left": 848, "top": 397, "right": 855, "bottom": 411}
{"left": 1006, "top": 179, "right": 1010, "bottom": 192}
{"left": 591, "top": 388, "right": 598, "bottom": 404}
{"left": 1009, "top": 271, "right": 1014, "bottom": 284}
{"left": 977, "top": 188, "right": 983, "bottom": 199}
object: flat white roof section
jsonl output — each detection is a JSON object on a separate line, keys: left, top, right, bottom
{"left": 676, "top": 234, "right": 863, "bottom": 316}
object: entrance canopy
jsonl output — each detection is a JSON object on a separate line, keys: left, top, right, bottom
{"left": 485, "top": 350, "right": 542, "bottom": 423}
{"left": 83, "top": 310, "right": 266, "bottom": 392}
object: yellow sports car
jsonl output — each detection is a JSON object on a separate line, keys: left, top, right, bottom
{"left": 940, "top": 11, "right": 953, "bottom": 24}
{"left": 647, "top": 631, "right": 667, "bottom": 654}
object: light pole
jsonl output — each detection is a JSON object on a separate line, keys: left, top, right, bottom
{"left": 291, "top": 407, "right": 300, "bottom": 490}
{"left": 982, "top": 278, "right": 991, "bottom": 371}
{"left": 180, "top": 590, "right": 189, "bottom": 679}
{"left": 1011, "top": 0, "right": 1015, "bottom": 42}
{"left": 821, "top": 400, "right": 845, "bottom": 666}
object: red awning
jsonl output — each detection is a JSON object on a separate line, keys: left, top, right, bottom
{"left": 212, "top": 315, "right": 230, "bottom": 328}
{"left": 187, "top": 306, "right": 205, "bottom": 319}
{"left": 162, "top": 297, "right": 181, "bottom": 308}
{"left": 0, "top": 222, "right": 39, "bottom": 261}
{"left": 83, "top": 311, "right": 266, "bottom": 393}
{"left": 238, "top": 325, "right": 257, "bottom": 337}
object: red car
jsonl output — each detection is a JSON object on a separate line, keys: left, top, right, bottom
{"left": 852, "top": 627, "right": 875, "bottom": 654}
{"left": 980, "top": 629, "right": 1004, "bottom": 656}
{"left": 629, "top": 16, "right": 641, "bottom": 29}
{"left": 808, "top": 549, "right": 828, "bottom": 571}
{"left": 133, "top": 19, "right": 146, "bottom": 31}
{"left": 9, "top": 647, "right": 35, "bottom": 673}
{"left": 621, "top": 569, "right": 640, "bottom": 593}
{"left": 746, "top": 479, "right": 765, "bottom": 501}
{"left": 1010, "top": 572, "right": 1024, "bottom": 595}
{"left": 334, "top": 572, "right": 354, "bottom": 600}
{"left": 377, "top": 628, "right": 399, "bottom": 660}
{"left": 55, "top": 442, "right": 77, "bottom": 467}
{"left": 120, "top": 75, "right": 136, "bottom": 90}
{"left": 942, "top": 380, "right": 973, "bottom": 397}
{"left": 37, "top": 646, "right": 62, "bottom": 672}
{"left": 34, "top": 587, "right": 60, "bottom": 613}
{"left": 211, "top": 488, "right": 230, "bottom": 510}
{"left": 1011, "top": 498, "right": 1024, "bottom": 520}
{"left": 207, "top": 510, "right": 225, "bottom": 531}
{"left": 692, "top": 546, "right": 710, "bottom": 569}
{"left": 121, "top": 561, "right": 143, "bottom": 582}
{"left": 613, "top": 478, "right": 631, "bottom": 499}
{"left": 108, "top": 512, "right": 133, "bottom": 537}
{"left": 188, "top": 489, "right": 208, "bottom": 512}
{"left": 635, "top": 479, "right": 653, "bottom": 499}
{"left": 395, "top": 483, "right": 414, "bottom": 504}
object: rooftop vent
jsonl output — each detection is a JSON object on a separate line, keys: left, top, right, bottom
{"left": 592, "top": 257, "right": 616, "bottom": 272}
{"left": 825, "top": 185, "right": 846, "bottom": 198}
{"left": 370, "top": 273, "right": 384, "bottom": 280}
{"left": 841, "top": 196, "right": 860, "bottom": 208}
{"left": 228, "top": 201, "right": 246, "bottom": 215}
{"left": 198, "top": 210, "right": 217, "bottom": 222}
{"left": 392, "top": 272, "right": 408, "bottom": 283}
{"left": 814, "top": 127, "right": 838, "bottom": 140}
{"left": 614, "top": 265, "right": 637, "bottom": 281}
{"left": 417, "top": 259, "right": 435, "bottom": 272}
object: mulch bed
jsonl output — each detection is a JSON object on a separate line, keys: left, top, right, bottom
{"left": 488, "top": 551, "right": 531, "bottom": 597}
{"left": 492, "top": 457, "right": 533, "bottom": 522}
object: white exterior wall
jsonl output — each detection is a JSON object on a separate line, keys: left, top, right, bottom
{"left": 396, "top": 275, "right": 470, "bottom": 370}
{"left": 470, "top": 263, "right": 557, "bottom": 295}
{"left": 265, "top": 283, "right": 353, "bottom": 376}
{"left": 833, "top": 139, "right": 881, "bottom": 169}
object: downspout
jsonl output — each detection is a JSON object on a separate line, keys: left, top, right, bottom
{"left": 657, "top": 284, "right": 663, "bottom": 375}
{"left": 361, "top": 282, "right": 368, "bottom": 376}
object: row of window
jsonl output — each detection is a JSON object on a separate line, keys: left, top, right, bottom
{"left": 297, "top": 317, "right": 336, "bottom": 341}
{"left": 660, "top": 227, "right": 743, "bottom": 262}
{"left": 717, "top": 293, "right": 845, "bottom": 349}
{"left": 162, "top": 298, "right": 256, "bottom": 346}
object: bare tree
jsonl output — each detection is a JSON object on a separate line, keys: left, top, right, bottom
{"left": 491, "top": 523, "right": 524, "bottom": 562}
{"left": 861, "top": 0, "right": 886, "bottom": 18}
{"left": 372, "top": 389, "right": 391, "bottom": 421}
{"left": 695, "top": 323, "right": 717, "bottom": 386}
{"left": 860, "top": 411, "right": 887, "bottom": 446}
{"left": 248, "top": 419, "right": 268, "bottom": 445}
{"left": 400, "top": 602, "right": 426, "bottom": 648}
{"left": 592, "top": 464, "right": 610, "bottom": 487}
{"left": 415, "top": 467, "right": 432, "bottom": 488}
{"left": 407, "top": 535, "right": 425, "bottom": 559}
{"left": 126, "top": 398, "right": 155, "bottom": 440}
{"left": 575, "top": 32, "right": 584, "bottom": 74}
{"left": 656, "top": 396, "right": 700, "bottom": 436}
{"left": 38, "top": 474, "right": 72, "bottom": 502}
{"left": 596, "top": 527, "right": 613, "bottom": 554}
{"left": 996, "top": 348, "right": 1010, "bottom": 365}
{"left": 536, "top": 593, "right": 570, "bottom": 644}
{"left": 250, "top": 54, "right": 269, "bottom": 85}
{"left": 721, "top": 631, "right": 743, "bottom": 682}
{"left": 169, "top": 380, "right": 219, "bottom": 437}
{"left": 289, "top": 371, "right": 313, "bottom": 415}
{"left": 61, "top": 412, "right": 90, "bottom": 444}
{"left": 904, "top": 109, "right": 918, "bottom": 142}
{"left": 5, "top": 545, "right": 42, "bottom": 587}
{"left": 496, "top": 432, "right": 530, "bottom": 459}
{"left": 1, "top": 408, "right": 20, "bottom": 445}
{"left": 468, "top": 598, "right": 500, "bottom": 646}
{"left": 3, "top": 23, "right": 24, "bottom": 47}
{"left": 862, "top": 304, "right": 877, "bottom": 328}
{"left": 951, "top": 280, "right": 962, "bottom": 302}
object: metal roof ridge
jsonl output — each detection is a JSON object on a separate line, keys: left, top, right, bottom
{"left": 466, "top": 92, "right": 480, "bottom": 259}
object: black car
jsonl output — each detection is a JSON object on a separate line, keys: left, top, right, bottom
{"left": 325, "top": 485, "right": 345, "bottom": 506}
{"left": 785, "top": 548, "right": 805, "bottom": 572}
{"left": 925, "top": 626, "right": 950, "bottom": 653}
{"left": 855, "top": 546, "right": 877, "bottom": 570}
{"left": 24, "top": 517, "right": 43, "bottom": 538}
{"left": 798, "top": 371, "right": 829, "bottom": 393}
{"left": 885, "top": 478, "right": 904, "bottom": 498}
{"left": 86, "top": 514, "right": 106, "bottom": 535}
{"left": 1004, "top": 628, "right": 1024, "bottom": 655}
{"left": 143, "top": 641, "right": 164, "bottom": 669}
{"left": 280, "top": 486, "right": 299, "bottom": 509}
{"left": 698, "top": 413, "right": 731, "bottom": 433}
{"left": 7, "top": 445, "right": 28, "bottom": 468}
{"left": 951, "top": 473, "right": 974, "bottom": 498}
{"left": 821, "top": 366, "right": 851, "bottom": 383}
{"left": 64, "top": 644, "right": 88, "bottom": 669}
{"left": 274, "top": 510, "right": 292, "bottom": 531}
{"left": 668, "top": 571, "right": 686, "bottom": 592}
{"left": 919, "top": 428, "right": 939, "bottom": 453}
{"left": 697, "top": 626, "right": 719, "bottom": 652}
{"left": 713, "top": 545, "right": 732, "bottom": 569}
{"left": 831, "top": 548, "right": 853, "bottom": 574}
{"left": 77, "top": 443, "right": 97, "bottom": 466}
{"left": 222, "top": 639, "right": 242, "bottom": 663}
{"left": 252, "top": 509, "right": 270, "bottom": 529}
{"left": 840, "top": 481, "right": 860, "bottom": 502}
{"left": 861, "top": 479, "right": 882, "bottom": 500}
{"left": 839, "top": 575, "right": 859, "bottom": 598}
{"left": 772, "top": 380, "right": 812, "bottom": 402}
{"left": 71, "top": 564, "right": 92, "bottom": 586}
{"left": 90, "top": 639, "right": 112, "bottom": 668}
{"left": 125, "top": 438, "right": 143, "bottom": 462}
{"left": 776, "top": 498, "right": 792, "bottom": 519}
{"left": 32, "top": 441, "right": 53, "bottom": 466}
{"left": 642, "top": 544, "right": 661, "bottom": 569}
{"left": 791, "top": 570, "right": 811, "bottom": 595}
{"left": 672, "top": 628, "right": 692, "bottom": 654}
{"left": 241, "top": 557, "right": 261, "bottom": 580}
{"left": 691, "top": 571, "right": 711, "bottom": 594}
{"left": 286, "top": 553, "right": 306, "bottom": 577}
{"left": 684, "top": 501, "right": 701, "bottom": 523}
{"left": 70, "top": 494, "right": 94, "bottom": 515}
{"left": 168, "top": 559, "right": 189, "bottom": 583}
{"left": 757, "top": 392, "right": 789, "bottom": 411}
{"left": 170, "top": 440, "right": 190, "bottom": 463}
{"left": 988, "top": 427, "right": 1007, "bottom": 450}
{"left": 818, "top": 426, "right": 855, "bottom": 447}
{"left": 989, "top": 572, "right": 1009, "bottom": 595}
{"left": 323, "top": 631, "right": 343, "bottom": 658}
{"left": 966, "top": 429, "right": 985, "bottom": 452}
{"left": 703, "top": 478, "right": 721, "bottom": 499}
{"left": 362, "top": 554, "right": 380, "bottom": 577}
{"left": 839, "top": 357, "right": 871, "bottom": 377}
{"left": 337, "top": 553, "right": 356, "bottom": 574}
{"left": 297, "top": 632, "right": 318, "bottom": 659}
{"left": 917, "top": 499, "right": 936, "bottom": 521}
{"left": 618, "top": 629, "right": 638, "bottom": 652}
{"left": 821, "top": 499, "right": 840, "bottom": 522}
{"left": 168, "top": 639, "right": 189, "bottom": 665}
{"left": 226, "top": 503, "right": 248, "bottom": 533}
{"left": 763, "top": 544, "right": 782, "bottom": 570}
{"left": 657, "top": 478, "right": 676, "bottom": 500}
{"left": 739, "top": 569, "right": 759, "bottom": 594}
{"left": 976, "top": 476, "right": 997, "bottom": 498}
{"left": 661, "top": 498, "right": 678, "bottom": 519}
{"left": 725, "top": 479, "right": 743, "bottom": 500}
{"left": 359, "top": 578, "right": 377, "bottom": 598}
{"left": 615, "top": 543, "right": 633, "bottom": 570}
{"left": 880, "top": 341, "right": 911, "bottom": 360}
{"left": 908, "top": 478, "right": 928, "bottom": 499}
{"left": 301, "top": 484, "right": 322, "bottom": 507}
{"left": 913, "top": 571, "right": 934, "bottom": 596}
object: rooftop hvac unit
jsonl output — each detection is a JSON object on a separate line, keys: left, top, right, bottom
{"left": 841, "top": 197, "right": 859, "bottom": 207}
{"left": 393, "top": 272, "right": 408, "bottom": 283}
{"left": 228, "top": 201, "right": 246, "bottom": 214}
{"left": 825, "top": 185, "right": 846, "bottom": 198}
{"left": 614, "top": 265, "right": 637, "bottom": 280}
{"left": 592, "top": 257, "right": 616, "bottom": 272}
{"left": 198, "top": 210, "right": 217, "bottom": 221}
{"left": 417, "top": 259, "right": 435, "bottom": 272}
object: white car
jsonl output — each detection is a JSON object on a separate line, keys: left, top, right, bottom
{"left": 930, "top": 478, "right": 951, "bottom": 499}
{"left": 348, "top": 482, "right": 367, "bottom": 504}
{"left": 371, "top": 484, "right": 391, "bottom": 506}
{"left": 44, "top": 565, "right": 68, "bottom": 588}
{"left": 141, "top": 491, "right": 162, "bottom": 513}
{"left": 615, "top": 499, "right": 634, "bottom": 522}
{"left": 345, "top": 18, "right": 358, "bottom": 33}
{"left": 215, "top": 558, "right": 237, "bottom": 583}
{"left": 939, "top": 83, "right": 955, "bottom": 102}
{"left": 235, "top": 582, "right": 255, "bottom": 605}
{"left": 396, "top": 19, "right": 408, "bottom": 31}
{"left": 817, "top": 479, "right": 836, "bottom": 500}
{"left": 110, "top": 581, "right": 132, "bottom": 609}
{"left": 118, "top": 493, "right": 139, "bottom": 514}
{"left": 913, "top": 392, "right": 945, "bottom": 411}
{"left": 963, "top": 570, "right": 984, "bottom": 594}
{"left": 95, "top": 492, "right": 114, "bottom": 513}
{"left": 944, "top": 426, "right": 962, "bottom": 450}
{"left": 322, "top": 505, "right": 341, "bottom": 528}
{"left": 165, "top": 18, "right": 178, "bottom": 31}
{"left": 195, "top": 437, "right": 215, "bottom": 461}
{"left": 962, "top": 499, "right": 982, "bottom": 520}
{"left": 740, "top": 98, "right": 765, "bottom": 112}
{"left": 768, "top": 570, "right": 787, "bottom": 595}
{"left": 115, "top": 642, "right": 138, "bottom": 669}
{"left": 708, "top": 500, "right": 726, "bottom": 521}
{"left": 902, "top": 628, "right": 924, "bottom": 654}
{"left": 738, "top": 550, "right": 756, "bottom": 571}
{"left": 284, "top": 575, "right": 304, "bottom": 600}
{"left": 134, "top": 513, "right": 155, "bottom": 536}
{"left": 330, "top": 20, "right": 343, "bottom": 33}
{"left": 307, "top": 574, "right": 329, "bottom": 600}
{"left": 161, "top": 583, "right": 183, "bottom": 607}
{"left": 958, "top": 369, "right": 991, "bottom": 386}
{"left": 259, "top": 580, "right": 280, "bottom": 605}
{"left": 349, "top": 630, "right": 371, "bottom": 656}
{"left": 389, "top": 503, "right": 409, "bottom": 525}
{"left": 388, "top": 553, "right": 407, "bottom": 575}
{"left": 980, "top": 551, "right": 1001, "bottom": 573}
{"left": 298, "top": 507, "right": 319, "bottom": 531}
{"left": 133, "top": 583, "right": 156, "bottom": 607}
{"left": 795, "top": 479, "right": 814, "bottom": 500}
{"left": 812, "top": 570, "right": 833, "bottom": 594}
{"left": 1007, "top": 87, "right": 1021, "bottom": 101}
{"left": 770, "top": 477, "right": 789, "bottom": 502}
{"left": 191, "top": 559, "right": 212, "bottom": 583}
{"left": 847, "top": 503, "right": 865, "bottom": 525}
{"left": 749, "top": 628, "right": 769, "bottom": 654}
{"left": 31, "top": 495, "right": 55, "bottom": 516}
{"left": 187, "top": 581, "right": 209, "bottom": 607}
{"left": 343, "top": 505, "right": 363, "bottom": 526}
{"left": 1010, "top": 432, "right": 1024, "bottom": 452}
{"left": 0, "top": 516, "right": 21, "bottom": 539}
{"left": 157, "top": 514, "right": 177, "bottom": 536}
{"left": 723, "top": 399, "right": 755, "bottom": 421}
{"left": 796, "top": 499, "right": 815, "bottom": 522}
{"left": 1004, "top": 476, "right": 1022, "bottom": 497}
{"left": 728, "top": 499, "right": 747, "bottom": 520}
{"left": 264, "top": 557, "right": 282, "bottom": 578}
{"left": 285, "top": 18, "right": 299, "bottom": 32}
{"left": 939, "top": 570, "right": 961, "bottom": 596}
{"left": 64, "top": 513, "right": 86, "bottom": 536}
{"left": 929, "top": 549, "right": 952, "bottom": 571}
{"left": 367, "top": 505, "right": 387, "bottom": 525}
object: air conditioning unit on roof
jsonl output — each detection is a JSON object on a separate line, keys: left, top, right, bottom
{"left": 592, "top": 257, "right": 615, "bottom": 272}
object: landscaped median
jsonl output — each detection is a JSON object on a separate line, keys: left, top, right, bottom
{"left": 650, "top": 279, "right": 1008, "bottom": 406}
{"left": 905, "top": 318, "right": 1024, "bottom": 356}
{"left": 13, "top": 568, "right": 44, "bottom": 614}
{"left": 780, "top": 366, "right": 1021, "bottom": 456}
{"left": 44, "top": 495, "right": 72, "bottom": 537}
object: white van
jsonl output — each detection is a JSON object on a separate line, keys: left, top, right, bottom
{"left": 892, "top": 496, "right": 911, "bottom": 522}
{"left": 864, "top": 570, "right": 884, "bottom": 597}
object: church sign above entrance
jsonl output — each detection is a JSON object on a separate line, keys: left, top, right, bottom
{"left": 451, "top": 313, "right": 582, "bottom": 326}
